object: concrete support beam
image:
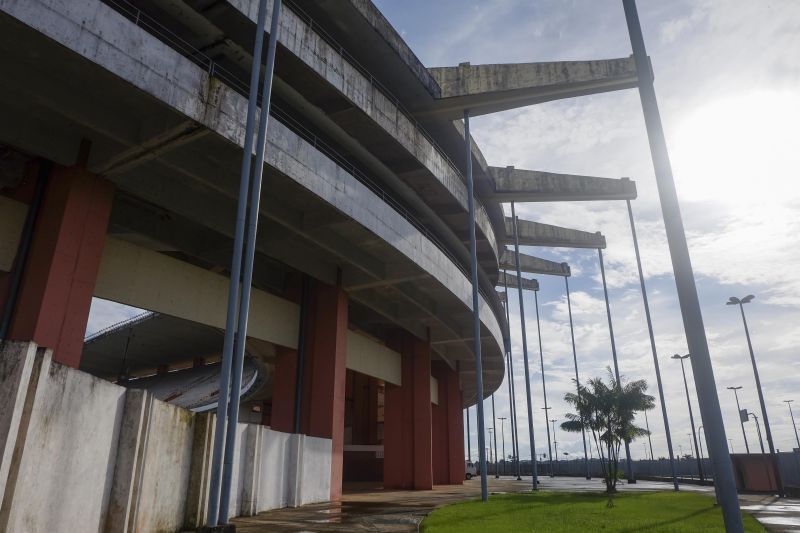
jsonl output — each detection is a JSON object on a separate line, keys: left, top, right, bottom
{"left": 7, "top": 165, "right": 113, "bottom": 368}
{"left": 486, "top": 166, "right": 637, "bottom": 202}
{"left": 499, "top": 250, "right": 570, "bottom": 277}
{"left": 497, "top": 272, "right": 539, "bottom": 292}
{"left": 504, "top": 218, "right": 606, "bottom": 249}
{"left": 384, "top": 331, "right": 433, "bottom": 490}
{"left": 427, "top": 57, "right": 639, "bottom": 118}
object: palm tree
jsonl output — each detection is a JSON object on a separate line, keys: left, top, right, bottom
{"left": 561, "top": 368, "right": 654, "bottom": 493}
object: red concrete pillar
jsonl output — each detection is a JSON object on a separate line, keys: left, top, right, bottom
{"left": 299, "top": 282, "right": 348, "bottom": 501}
{"left": 8, "top": 165, "right": 113, "bottom": 368}
{"left": 270, "top": 346, "right": 297, "bottom": 433}
{"left": 383, "top": 332, "right": 433, "bottom": 490}
{"left": 431, "top": 362, "right": 450, "bottom": 485}
{"left": 445, "top": 367, "right": 465, "bottom": 484}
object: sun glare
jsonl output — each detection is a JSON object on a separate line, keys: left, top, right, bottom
{"left": 671, "top": 91, "right": 800, "bottom": 205}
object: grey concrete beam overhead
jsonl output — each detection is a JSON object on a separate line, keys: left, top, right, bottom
{"left": 497, "top": 272, "right": 539, "bottom": 292}
{"left": 486, "top": 166, "right": 637, "bottom": 202}
{"left": 426, "top": 57, "right": 639, "bottom": 119}
{"left": 499, "top": 250, "right": 570, "bottom": 277}
{"left": 504, "top": 218, "right": 606, "bottom": 249}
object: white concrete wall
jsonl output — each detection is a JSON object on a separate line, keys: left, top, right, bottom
{"left": 0, "top": 342, "right": 334, "bottom": 532}
{"left": 0, "top": 347, "right": 126, "bottom": 532}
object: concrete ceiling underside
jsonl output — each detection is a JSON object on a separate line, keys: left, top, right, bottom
{"left": 0, "top": 9, "right": 503, "bottom": 405}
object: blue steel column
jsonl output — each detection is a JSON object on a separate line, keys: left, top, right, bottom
{"left": 627, "top": 199, "right": 678, "bottom": 490}
{"left": 502, "top": 273, "right": 522, "bottom": 480}
{"left": 565, "top": 275, "right": 591, "bottom": 479}
{"left": 533, "top": 290, "right": 554, "bottom": 479}
{"left": 462, "top": 110, "right": 488, "bottom": 501}
{"left": 491, "top": 394, "right": 499, "bottom": 478}
{"left": 206, "top": 0, "right": 269, "bottom": 524}
{"left": 597, "top": 247, "right": 635, "bottom": 483}
{"left": 511, "top": 203, "right": 538, "bottom": 489}
{"left": 218, "top": 0, "right": 282, "bottom": 522}
{"left": 622, "top": 2, "right": 741, "bottom": 529}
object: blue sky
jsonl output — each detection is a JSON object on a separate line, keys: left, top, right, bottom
{"left": 372, "top": 0, "right": 800, "bottom": 461}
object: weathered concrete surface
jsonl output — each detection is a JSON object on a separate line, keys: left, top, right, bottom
{"left": 0, "top": 347, "right": 126, "bottom": 533}
{"left": 504, "top": 218, "right": 606, "bottom": 249}
{"left": 487, "top": 166, "right": 637, "bottom": 202}
{"left": 499, "top": 250, "right": 571, "bottom": 277}
{"left": 497, "top": 271, "right": 539, "bottom": 292}
{"left": 0, "top": 342, "right": 37, "bottom": 509}
{"left": 428, "top": 57, "right": 639, "bottom": 118}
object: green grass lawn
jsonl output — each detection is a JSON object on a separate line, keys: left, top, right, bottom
{"left": 421, "top": 491, "right": 765, "bottom": 532}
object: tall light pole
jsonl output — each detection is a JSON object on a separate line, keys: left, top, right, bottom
{"left": 534, "top": 289, "right": 554, "bottom": 480}
{"left": 488, "top": 428, "right": 494, "bottom": 466}
{"left": 551, "top": 419, "right": 559, "bottom": 476}
{"left": 749, "top": 412, "right": 766, "bottom": 454}
{"left": 644, "top": 408, "right": 655, "bottom": 462}
{"left": 565, "top": 274, "right": 591, "bottom": 479}
{"left": 491, "top": 394, "right": 499, "bottom": 479}
{"left": 785, "top": 400, "right": 800, "bottom": 450}
{"left": 511, "top": 203, "right": 539, "bottom": 490}
{"left": 727, "top": 295, "right": 783, "bottom": 496}
{"left": 462, "top": 110, "right": 488, "bottom": 501}
{"left": 622, "top": 2, "right": 742, "bottom": 529}
{"left": 542, "top": 406, "right": 554, "bottom": 477}
{"left": 627, "top": 199, "right": 678, "bottom": 490}
{"left": 672, "top": 354, "right": 704, "bottom": 481}
{"left": 728, "top": 386, "right": 750, "bottom": 454}
{"left": 598, "top": 246, "right": 635, "bottom": 483}
{"left": 498, "top": 417, "right": 507, "bottom": 475}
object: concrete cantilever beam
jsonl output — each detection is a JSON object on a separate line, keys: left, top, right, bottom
{"left": 486, "top": 166, "right": 637, "bottom": 202}
{"left": 504, "top": 218, "right": 606, "bottom": 249}
{"left": 426, "top": 56, "right": 639, "bottom": 119}
{"left": 499, "top": 250, "right": 571, "bottom": 277}
{"left": 497, "top": 271, "right": 539, "bottom": 291}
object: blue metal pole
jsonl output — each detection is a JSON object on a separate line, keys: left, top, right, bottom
{"left": 218, "top": 0, "right": 282, "bottom": 522}
{"left": 597, "top": 247, "right": 635, "bottom": 483}
{"left": 622, "top": 3, "right": 741, "bottom": 528}
{"left": 463, "top": 110, "right": 488, "bottom": 501}
{"left": 205, "top": 0, "right": 269, "bottom": 524}
{"left": 565, "top": 275, "right": 591, "bottom": 479}
{"left": 511, "top": 203, "right": 538, "bottom": 490}
{"left": 533, "top": 290, "right": 554, "bottom": 479}
{"left": 627, "top": 199, "right": 679, "bottom": 490}
{"left": 502, "top": 273, "right": 522, "bottom": 480}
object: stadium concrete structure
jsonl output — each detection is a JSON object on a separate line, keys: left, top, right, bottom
{"left": 0, "top": 0, "right": 641, "bottom": 530}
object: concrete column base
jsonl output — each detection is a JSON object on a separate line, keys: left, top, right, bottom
{"left": 196, "top": 524, "right": 235, "bottom": 533}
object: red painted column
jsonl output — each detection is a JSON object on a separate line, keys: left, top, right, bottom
{"left": 8, "top": 165, "right": 113, "bottom": 368}
{"left": 431, "top": 362, "right": 450, "bottom": 485}
{"left": 383, "top": 332, "right": 432, "bottom": 490}
{"left": 299, "top": 282, "right": 348, "bottom": 501}
{"left": 270, "top": 346, "right": 297, "bottom": 433}
{"left": 445, "top": 366, "right": 465, "bottom": 484}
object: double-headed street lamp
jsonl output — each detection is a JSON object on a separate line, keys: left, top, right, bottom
{"left": 672, "top": 354, "right": 704, "bottom": 481}
{"left": 784, "top": 400, "right": 800, "bottom": 450}
{"left": 727, "top": 295, "right": 783, "bottom": 496}
{"left": 727, "top": 386, "right": 750, "bottom": 454}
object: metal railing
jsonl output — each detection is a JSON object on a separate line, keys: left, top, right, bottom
{"left": 84, "top": 310, "right": 156, "bottom": 342}
{"left": 102, "top": 0, "right": 496, "bottom": 309}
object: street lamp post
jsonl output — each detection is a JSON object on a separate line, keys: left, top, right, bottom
{"left": 749, "top": 412, "right": 766, "bottom": 454}
{"left": 542, "top": 406, "right": 554, "bottom": 477}
{"left": 499, "top": 417, "right": 507, "bottom": 475}
{"left": 727, "top": 295, "right": 783, "bottom": 496}
{"left": 672, "top": 354, "right": 704, "bottom": 481}
{"left": 491, "top": 394, "right": 499, "bottom": 479}
{"left": 488, "top": 428, "right": 494, "bottom": 469}
{"left": 551, "top": 419, "right": 559, "bottom": 476}
{"left": 644, "top": 408, "right": 655, "bottom": 464}
{"left": 728, "top": 386, "right": 750, "bottom": 454}
{"left": 784, "top": 400, "right": 800, "bottom": 450}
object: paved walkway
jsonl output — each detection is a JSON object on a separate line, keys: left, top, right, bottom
{"left": 230, "top": 476, "right": 800, "bottom": 532}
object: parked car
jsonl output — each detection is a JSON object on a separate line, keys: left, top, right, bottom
{"left": 465, "top": 461, "right": 478, "bottom": 480}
